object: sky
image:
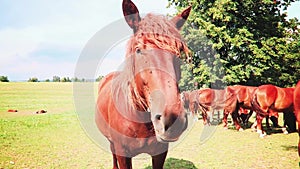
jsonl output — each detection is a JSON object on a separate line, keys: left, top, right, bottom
{"left": 0, "top": 0, "right": 299, "bottom": 81}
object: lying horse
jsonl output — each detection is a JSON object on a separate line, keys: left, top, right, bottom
{"left": 251, "top": 84, "right": 295, "bottom": 137}
{"left": 96, "top": 1, "right": 191, "bottom": 168}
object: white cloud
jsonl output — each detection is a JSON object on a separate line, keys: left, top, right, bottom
{"left": 0, "top": 0, "right": 175, "bottom": 81}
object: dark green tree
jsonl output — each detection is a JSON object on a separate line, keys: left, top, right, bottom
{"left": 53, "top": 76, "right": 60, "bottom": 82}
{"left": 96, "top": 75, "right": 104, "bottom": 82}
{"left": 0, "top": 76, "right": 9, "bottom": 82}
{"left": 61, "top": 77, "right": 71, "bottom": 82}
{"left": 28, "top": 77, "right": 39, "bottom": 82}
{"left": 170, "top": 0, "right": 300, "bottom": 87}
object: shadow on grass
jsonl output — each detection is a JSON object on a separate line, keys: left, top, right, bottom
{"left": 144, "top": 157, "right": 197, "bottom": 169}
{"left": 281, "top": 145, "right": 298, "bottom": 152}
{"left": 236, "top": 121, "right": 297, "bottom": 135}
{"left": 265, "top": 126, "right": 297, "bottom": 135}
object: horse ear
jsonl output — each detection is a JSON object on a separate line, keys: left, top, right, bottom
{"left": 122, "top": 0, "right": 141, "bottom": 32}
{"left": 171, "top": 6, "right": 192, "bottom": 30}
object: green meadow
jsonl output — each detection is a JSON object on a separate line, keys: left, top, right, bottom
{"left": 0, "top": 82, "right": 298, "bottom": 168}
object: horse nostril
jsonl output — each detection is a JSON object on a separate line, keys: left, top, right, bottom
{"left": 155, "top": 114, "right": 161, "bottom": 120}
{"left": 165, "top": 124, "right": 170, "bottom": 132}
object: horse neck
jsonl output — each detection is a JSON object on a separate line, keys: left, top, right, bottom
{"left": 112, "top": 68, "right": 151, "bottom": 123}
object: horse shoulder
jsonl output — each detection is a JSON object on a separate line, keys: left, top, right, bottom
{"left": 98, "top": 72, "right": 120, "bottom": 92}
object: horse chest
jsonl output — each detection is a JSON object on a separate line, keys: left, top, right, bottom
{"left": 111, "top": 123, "right": 167, "bottom": 156}
{"left": 124, "top": 136, "right": 168, "bottom": 156}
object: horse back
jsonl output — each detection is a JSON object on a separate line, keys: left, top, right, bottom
{"left": 228, "top": 85, "right": 256, "bottom": 108}
{"left": 273, "top": 86, "right": 294, "bottom": 111}
{"left": 255, "top": 84, "right": 277, "bottom": 109}
{"left": 197, "top": 88, "right": 215, "bottom": 106}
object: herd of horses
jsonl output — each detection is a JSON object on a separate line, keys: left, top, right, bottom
{"left": 181, "top": 84, "right": 298, "bottom": 136}
{"left": 95, "top": 1, "right": 300, "bottom": 168}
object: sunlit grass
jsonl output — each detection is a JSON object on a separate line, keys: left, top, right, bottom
{"left": 0, "top": 82, "right": 299, "bottom": 168}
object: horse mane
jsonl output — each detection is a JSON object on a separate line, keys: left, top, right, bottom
{"left": 126, "top": 13, "right": 190, "bottom": 59}
{"left": 113, "top": 13, "right": 190, "bottom": 115}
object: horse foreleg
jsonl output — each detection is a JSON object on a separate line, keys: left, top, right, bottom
{"left": 222, "top": 111, "right": 229, "bottom": 129}
{"left": 232, "top": 110, "right": 243, "bottom": 131}
{"left": 245, "top": 110, "right": 253, "bottom": 127}
{"left": 152, "top": 151, "right": 167, "bottom": 169}
{"left": 256, "top": 115, "right": 266, "bottom": 138}
{"left": 190, "top": 102, "right": 198, "bottom": 121}
{"left": 201, "top": 110, "right": 208, "bottom": 125}
{"left": 115, "top": 155, "right": 132, "bottom": 169}
{"left": 251, "top": 119, "right": 257, "bottom": 132}
{"left": 283, "top": 111, "right": 297, "bottom": 134}
{"left": 265, "top": 116, "right": 271, "bottom": 130}
{"left": 111, "top": 143, "right": 132, "bottom": 169}
{"left": 294, "top": 110, "right": 300, "bottom": 156}
{"left": 112, "top": 153, "right": 119, "bottom": 169}
{"left": 110, "top": 142, "right": 119, "bottom": 169}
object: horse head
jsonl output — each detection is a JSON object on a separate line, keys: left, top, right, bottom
{"left": 123, "top": 0, "right": 191, "bottom": 143}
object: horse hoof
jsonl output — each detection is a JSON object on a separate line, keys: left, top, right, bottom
{"left": 223, "top": 126, "right": 228, "bottom": 130}
{"left": 238, "top": 128, "right": 244, "bottom": 132}
{"left": 259, "top": 133, "right": 267, "bottom": 138}
{"left": 282, "top": 128, "right": 289, "bottom": 135}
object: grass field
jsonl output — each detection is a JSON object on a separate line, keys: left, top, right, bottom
{"left": 0, "top": 82, "right": 299, "bottom": 169}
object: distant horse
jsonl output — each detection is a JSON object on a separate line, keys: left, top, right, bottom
{"left": 227, "top": 85, "right": 257, "bottom": 127}
{"left": 294, "top": 80, "right": 300, "bottom": 156}
{"left": 251, "top": 84, "right": 295, "bottom": 137}
{"left": 7, "top": 109, "right": 18, "bottom": 112}
{"left": 190, "top": 88, "right": 241, "bottom": 130}
{"left": 183, "top": 90, "right": 206, "bottom": 122}
{"left": 96, "top": 1, "right": 191, "bottom": 168}
{"left": 36, "top": 110, "right": 47, "bottom": 114}
{"left": 238, "top": 107, "right": 252, "bottom": 127}
{"left": 181, "top": 91, "right": 191, "bottom": 113}
{"left": 227, "top": 85, "right": 280, "bottom": 129}
{"left": 219, "top": 87, "right": 242, "bottom": 131}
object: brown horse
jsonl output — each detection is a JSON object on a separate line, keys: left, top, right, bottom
{"left": 227, "top": 85, "right": 257, "bottom": 127}
{"left": 229, "top": 85, "right": 279, "bottom": 129}
{"left": 181, "top": 91, "right": 191, "bottom": 113}
{"left": 219, "top": 87, "right": 242, "bottom": 131}
{"left": 189, "top": 88, "right": 241, "bottom": 130}
{"left": 294, "top": 80, "right": 300, "bottom": 156}
{"left": 251, "top": 84, "right": 295, "bottom": 137}
{"left": 96, "top": 1, "right": 191, "bottom": 168}
{"left": 238, "top": 107, "right": 252, "bottom": 126}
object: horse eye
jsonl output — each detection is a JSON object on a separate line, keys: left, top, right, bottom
{"left": 179, "top": 46, "right": 184, "bottom": 52}
{"left": 136, "top": 48, "right": 141, "bottom": 54}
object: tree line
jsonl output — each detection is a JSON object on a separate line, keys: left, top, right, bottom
{"left": 168, "top": 0, "right": 300, "bottom": 90}
{"left": 0, "top": 76, "right": 104, "bottom": 82}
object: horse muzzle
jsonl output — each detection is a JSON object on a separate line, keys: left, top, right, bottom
{"left": 152, "top": 111, "right": 188, "bottom": 143}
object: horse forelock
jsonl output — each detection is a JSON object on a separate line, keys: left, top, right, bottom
{"left": 126, "top": 13, "right": 190, "bottom": 61}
